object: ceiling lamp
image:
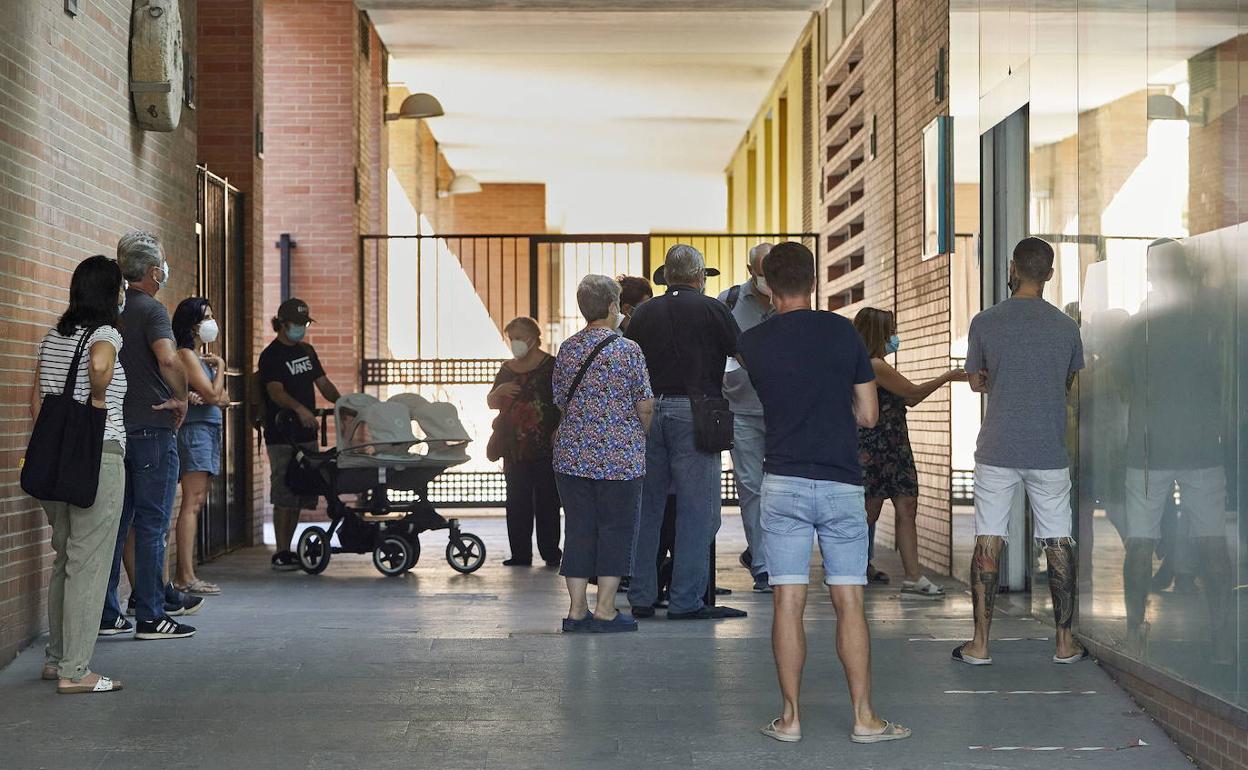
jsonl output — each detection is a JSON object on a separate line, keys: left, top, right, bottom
{"left": 386, "top": 92, "right": 444, "bottom": 121}
{"left": 445, "top": 174, "right": 482, "bottom": 196}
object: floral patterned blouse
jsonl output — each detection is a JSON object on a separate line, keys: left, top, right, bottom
{"left": 492, "top": 354, "right": 559, "bottom": 464}
{"left": 552, "top": 327, "right": 653, "bottom": 480}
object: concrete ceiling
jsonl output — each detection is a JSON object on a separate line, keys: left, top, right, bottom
{"left": 372, "top": 7, "right": 815, "bottom": 231}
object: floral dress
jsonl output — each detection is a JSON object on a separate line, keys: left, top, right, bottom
{"left": 492, "top": 355, "right": 559, "bottom": 467}
{"left": 858, "top": 382, "right": 920, "bottom": 499}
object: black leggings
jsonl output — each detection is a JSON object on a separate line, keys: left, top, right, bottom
{"left": 504, "top": 459, "right": 562, "bottom": 563}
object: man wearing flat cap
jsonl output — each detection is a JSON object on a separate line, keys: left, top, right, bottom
{"left": 258, "top": 298, "right": 342, "bottom": 571}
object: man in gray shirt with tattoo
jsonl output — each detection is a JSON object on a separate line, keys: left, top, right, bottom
{"left": 954, "top": 237, "right": 1086, "bottom": 667}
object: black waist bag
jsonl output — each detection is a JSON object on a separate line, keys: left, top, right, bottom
{"left": 690, "top": 396, "right": 734, "bottom": 453}
{"left": 22, "top": 328, "right": 107, "bottom": 508}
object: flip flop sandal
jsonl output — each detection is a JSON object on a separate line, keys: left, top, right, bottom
{"left": 901, "top": 578, "right": 945, "bottom": 597}
{"left": 1053, "top": 648, "right": 1090, "bottom": 664}
{"left": 760, "top": 718, "right": 802, "bottom": 743}
{"left": 951, "top": 644, "right": 993, "bottom": 666}
{"left": 851, "top": 720, "right": 912, "bottom": 744}
{"left": 177, "top": 579, "right": 221, "bottom": 595}
{"left": 41, "top": 664, "right": 58, "bottom": 681}
{"left": 58, "top": 676, "right": 123, "bottom": 694}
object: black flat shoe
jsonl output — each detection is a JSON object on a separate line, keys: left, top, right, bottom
{"left": 631, "top": 606, "right": 656, "bottom": 619}
{"left": 503, "top": 558, "right": 532, "bottom": 567}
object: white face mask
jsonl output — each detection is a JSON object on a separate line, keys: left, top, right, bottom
{"left": 199, "top": 318, "right": 219, "bottom": 344}
{"left": 510, "top": 339, "right": 530, "bottom": 359}
{"left": 755, "top": 275, "right": 771, "bottom": 297}
{"left": 155, "top": 260, "right": 170, "bottom": 290}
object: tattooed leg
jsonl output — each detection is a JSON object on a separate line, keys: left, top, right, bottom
{"left": 1042, "top": 537, "right": 1080, "bottom": 658}
{"left": 1194, "top": 536, "right": 1232, "bottom": 664}
{"left": 964, "top": 535, "right": 1004, "bottom": 659}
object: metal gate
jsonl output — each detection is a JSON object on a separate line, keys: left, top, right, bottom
{"left": 359, "top": 232, "right": 818, "bottom": 507}
{"left": 196, "top": 166, "right": 248, "bottom": 558}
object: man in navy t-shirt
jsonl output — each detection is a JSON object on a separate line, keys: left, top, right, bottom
{"left": 739, "top": 241, "right": 910, "bottom": 746}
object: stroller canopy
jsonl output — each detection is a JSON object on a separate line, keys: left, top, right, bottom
{"left": 335, "top": 393, "right": 471, "bottom": 469}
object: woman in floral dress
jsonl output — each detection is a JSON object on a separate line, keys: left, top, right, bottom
{"left": 854, "top": 307, "right": 966, "bottom": 596}
{"left": 488, "top": 317, "right": 563, "bottom": 567}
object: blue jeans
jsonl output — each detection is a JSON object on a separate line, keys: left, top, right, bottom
{"left": 731, "top": 412, "right": 766, "bottom": 577}
{"left": 102, "top": 428, "right": 179, "bottom": 624}
{"left": 629, "top": 397, "right": 722, "bottom": 615}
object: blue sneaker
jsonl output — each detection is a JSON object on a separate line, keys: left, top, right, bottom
{"left": 591, "top": 612, "right": 638, "bottom": 634}
{"left": 561, "top": 612, "right": 593, "bottom": 633}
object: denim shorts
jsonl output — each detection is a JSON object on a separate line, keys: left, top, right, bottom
{"left": 177, "top": 422, "right": 222, "bottom": 476}
{"left": 760, "top": 473, "right": 868, "bottom": 586}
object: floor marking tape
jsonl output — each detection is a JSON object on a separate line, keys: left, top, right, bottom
{"left": 970, "top": 739, "right": 1149, "bottom": 752}
{"left": 946, "top": 690, "right": 1097, "bottom": 695}
{"left": 908, "top": 637, "right": 1048, "bottom": 642}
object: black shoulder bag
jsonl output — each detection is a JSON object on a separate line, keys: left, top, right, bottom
{"left": 21, "top": 327, "right": 108, "bottom": 508}
{"left": 561, "top": 333, "right": 619, "bottom": 409}
{"left": 663, "top": 297, "right": 735, "bottom": 453}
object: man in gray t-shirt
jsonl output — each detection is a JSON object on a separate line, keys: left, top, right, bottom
{"left": 717, "top": 242, "right": 774, "bottom": 591}
{"left": 954, "top": 237, "right": 1086, "bottom": 670}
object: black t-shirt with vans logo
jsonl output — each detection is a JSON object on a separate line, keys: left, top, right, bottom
{"left": 258, "top": 339, "right": 325, "bottom": 441}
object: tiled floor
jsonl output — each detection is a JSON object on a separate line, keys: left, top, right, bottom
{"left": 0, "top": 515, "right": 1193, "bottom": 769}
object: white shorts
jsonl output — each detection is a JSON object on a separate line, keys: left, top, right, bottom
{"left": 1124, "top": 467, "right": 1226, "bottom": 541}
{"left": 974, "top": 464, "right": 1072, "bottom": 540}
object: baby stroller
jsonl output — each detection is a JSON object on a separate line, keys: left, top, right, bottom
{"left": 278, "top": 392, "right": 487, "bottom": 577}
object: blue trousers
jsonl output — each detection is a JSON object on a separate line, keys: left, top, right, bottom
{"left": 101, "top": 428, "right": 179, "bottom": 624}
{"left": 628, "top": 397, "right": 722, "bottom": 615}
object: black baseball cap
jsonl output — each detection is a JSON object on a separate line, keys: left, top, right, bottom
{"left": 652, "top": 264, "right": 720, "bottom": 286}
{"left": 277, "top": 298, "right": 314, "bottom": 324}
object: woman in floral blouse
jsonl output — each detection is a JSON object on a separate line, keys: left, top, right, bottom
{"left": 488, "top": 317, "right": 563, "bottom": 567}
{"left": 553, "top": 275, "right": 654, "bottom": 633}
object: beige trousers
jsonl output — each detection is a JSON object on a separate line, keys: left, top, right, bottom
{"left": 42, "top": 444, "right": 125, "bottom": 681}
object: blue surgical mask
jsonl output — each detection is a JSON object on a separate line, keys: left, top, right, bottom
{"left": 885, "top": 334, "right": 901, "bottom": 355}
{"left": 287, "top": 323, "right": 307, "bottom": 342}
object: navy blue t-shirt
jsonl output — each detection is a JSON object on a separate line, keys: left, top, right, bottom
{"left": 739, "top": 310, "right": 876, "bottom": 485}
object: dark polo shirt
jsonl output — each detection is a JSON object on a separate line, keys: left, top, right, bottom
{"left": 624, "top": 284, "right": 740, "bottom": 398}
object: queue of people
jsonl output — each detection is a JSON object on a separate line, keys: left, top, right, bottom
{"left": 26, "top": 230, "right": 346, "bottom": 694}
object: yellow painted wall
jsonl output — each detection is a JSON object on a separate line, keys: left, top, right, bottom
{"left": 725, "top": 15, "right": 819, "bottom": 287}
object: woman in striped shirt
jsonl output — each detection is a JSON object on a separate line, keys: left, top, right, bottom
{"left": 29, "top": 255, "right": 128, "bottom": 694}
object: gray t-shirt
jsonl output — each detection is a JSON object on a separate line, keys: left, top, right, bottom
{"left": 966, "top": 297, "right": 1083, "bottom": 470}
{"left": 119, "top": 288, "right": 176, "bottom": 431}
{"left": 717, "top": 280, "right": 774, "bottom": 415}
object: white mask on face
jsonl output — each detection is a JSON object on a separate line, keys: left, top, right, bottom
{"left": 199, "top": 318, "right": 220, "bottom": 344}
{"left": 755, "top": 276, "right": 771, "bottom": 297}
{"left": 510, "top": 339, "right": 530, "bottom": 359}
{"left": 155, "top": 260, "right": 170, "bottom": 290}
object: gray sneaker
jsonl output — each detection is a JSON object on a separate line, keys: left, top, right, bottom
{"left": 753, "top": 573, "right": 773, "bottom": 593}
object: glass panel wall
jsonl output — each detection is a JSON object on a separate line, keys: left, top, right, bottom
{"left": 951, "top": 0, "right": 1245, "bottom": 708}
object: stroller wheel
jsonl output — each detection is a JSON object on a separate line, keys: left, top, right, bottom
{"left": 297, "top": 526, "right": 331, "bottom": 575}
{"left": 446, "top": 532, "right": 486, "bottom": 574}
{"left": 374, "top": 536, "right": 414, "bottom": 577}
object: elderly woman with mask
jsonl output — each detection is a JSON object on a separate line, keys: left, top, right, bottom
{"left": 488, "top": 317, "right": 562, "bottom": 568}
{"left": 552, "top": 275, "right": 654, "bottom": 633}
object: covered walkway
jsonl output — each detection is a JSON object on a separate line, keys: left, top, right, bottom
{"left": 0, "top": 518, "right": 1190, "bottom": 770}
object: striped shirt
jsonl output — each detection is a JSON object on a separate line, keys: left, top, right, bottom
{"left": 38, "top": 326, "right": 128, "bottom": 448}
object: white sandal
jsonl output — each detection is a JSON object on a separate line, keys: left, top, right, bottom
{"left": 901, "top": 576, "right": 945, "bottom": 597}
{"left": 58, "top": 674, "right": 124, "bottom": 694}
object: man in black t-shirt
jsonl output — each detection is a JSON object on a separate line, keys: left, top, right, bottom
{"left": 624, "top": 244, "right": 746, "bottom": 620}
{"left": 258, "top": 298, "right": 341, "bottom": 570}
{"left": 740, "top": 242, "right": 909, "bottom": 745}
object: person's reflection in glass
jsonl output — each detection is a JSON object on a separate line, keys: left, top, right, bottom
{"left": 1119, "top": 238, "right": 1232, "bottom": 666}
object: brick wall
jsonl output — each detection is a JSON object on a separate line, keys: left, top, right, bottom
{"left": 821, "top": 0, "right": 952, "bottom": 572}
{"left": 0, "top": 0, "right": 198, "bottom": 663}
{"left": 443, "top": 183, "right": 546, "bottom": 234}
{"left": 197, "top": 0, "right": 265, "bottom": 544}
